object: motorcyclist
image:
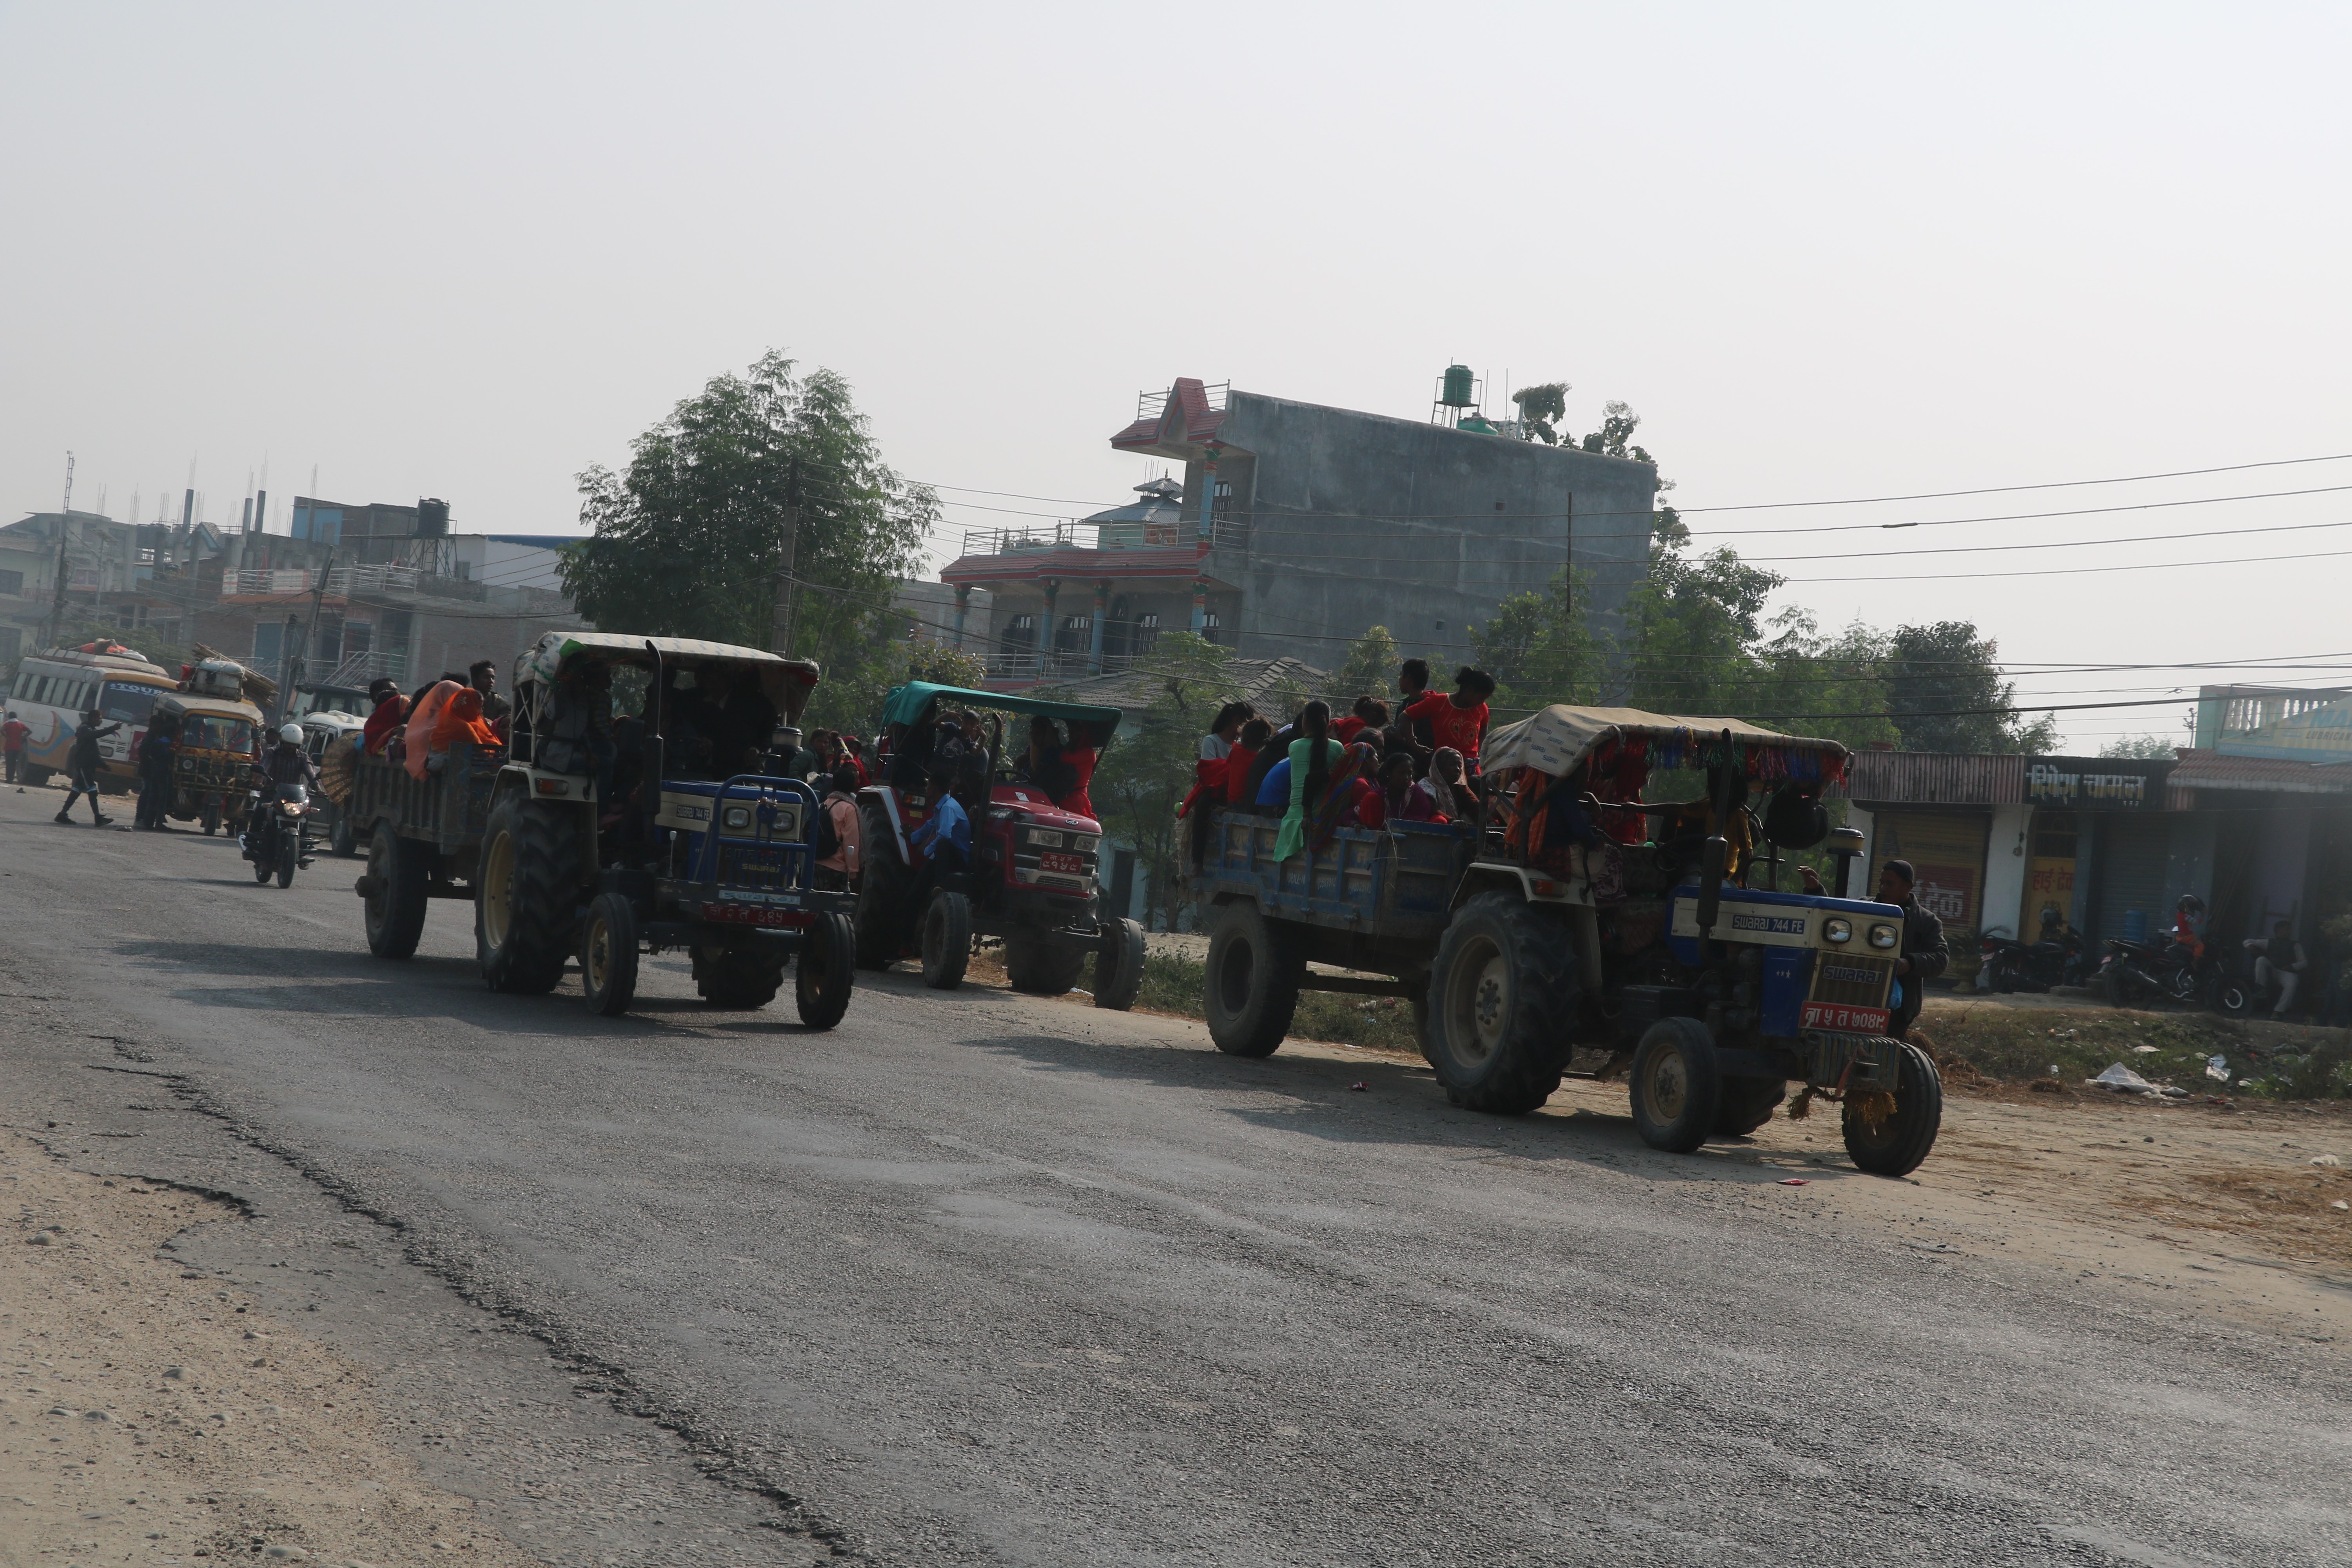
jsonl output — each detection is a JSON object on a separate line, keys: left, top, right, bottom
{"left": 250, "top": 722, "right": 320, "bottom": 853}
{"left": 2165, "top": 894, "right": 2207, "bottom": 963}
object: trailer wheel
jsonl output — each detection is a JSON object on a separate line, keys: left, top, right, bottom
{"left": 796, "top": 912, "right": 857, "bottom": 1029}
{"left": 853, "top": 801, "right": 911, "bottom": 969}
{"left": 920, "top": 890, "right": 972, "bottom": 989}
{"left": 1203, "top": 902, "right": 1302, "bottom": 1057}
{"left": 580, "top": 892, "right": 641, "bottom": 1016}
{"left": 330, "top": 812, "right": 356, "bottom": 858}
{"left": 1713, "top": 1077, "right": 1787, "bottom": 1137}
{"left": 1629, "top": 1016, "right": 1723, "bottom": 1154}
{"left": 693, "top": 943, "right": 785, "bottom": 1009}
{"left": 1093, "top": 917, "right": 1147, "bottom": 1011}
{"left": 1004, "top": 929, "right": 1087, "bottom": 996}
{"left": 1425, "top": 892, "right": 1577, "bottom": 1115}
{"left": 201, "top": 803, "right": 220, "bottom": 836}
{"left": 476, "top": 795, "right": 581, "bottom": 995}
{"left": 1843, "top": 1039, "right": 1942, "bottom": 1177}
{"left": 363, "top": 821, "right": 430, "bottom": 959}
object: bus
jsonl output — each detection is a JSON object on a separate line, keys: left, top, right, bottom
{"left": 4, "top": 646, "right": 180, "bottom": 790}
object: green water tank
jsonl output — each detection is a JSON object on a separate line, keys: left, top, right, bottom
{"left": 1441, "top": 364, "right": 1475, "bottom": 408}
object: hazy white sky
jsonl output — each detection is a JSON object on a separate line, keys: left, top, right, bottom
{"left": 5, "top": 2, "right": 2347, "bottom": 748}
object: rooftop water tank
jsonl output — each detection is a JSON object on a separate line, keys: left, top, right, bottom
{"left": 1441, "top": 364, "right": 1476, "bottom": 408}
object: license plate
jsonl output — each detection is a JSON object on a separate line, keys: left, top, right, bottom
{"left": 702, "top": 904, "right": 813, "bottom": 928}
{"left": 1039, "top": 851, "right": 1086, "bottom": 875}
{"left": 1802, "top": 1002, "right": 1890, "bottom": 1034}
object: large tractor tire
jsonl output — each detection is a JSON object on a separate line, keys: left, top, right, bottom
{"left": 1843, "top": 1039, "right": 1942, "bottom": 1177}
{"left": 580, "top": 892, "right": 641, "bottom": 1017}
{"left": 1628, "top": 1016, "right": 1724, "bottom": 1154}
{"left": 363, "top": 821, "right": 430, "bottom": 960}
{"left": 852, "top": 800, "right": 912, "bottom": 970}
{"left": 920, "top": 890, "right": 973, "bottom": 989}
{"left": 1203, "top": 901, "right": 1303, "bottom": 1058}
{"left": 796, "top": 912, "right": 858, "bottom": 1029}
{"left": 476, "top": 795, "right": 583, "bottom": 995}
{"left": 1425, "top": 892, "right": 1577, "bottom": 1115}
{"left": 693, "top": 943, "right": 786, "bottom": 1009}
{"left": 1713, "top": 1076, "right": 1788, "bottom": 1137}
{"left": 1092, "top": 917, "right": 1147, "bottom": 1011}
{"left": 1004, "top": 928, "right": 1087, "bottom": 996}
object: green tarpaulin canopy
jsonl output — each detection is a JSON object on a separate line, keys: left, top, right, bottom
{"left": 880, "top": 682, "right": 1122, "bottom": 742}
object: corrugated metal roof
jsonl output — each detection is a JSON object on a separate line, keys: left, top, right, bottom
{"left": 2165, "top": 748, "right": 2352, "bottom": 798}
{"left": 1840, "top": 750, "right": 2024, "bottom": 806}
{"left": 1036, "top": 656, "right": 1326, "bottom": 713}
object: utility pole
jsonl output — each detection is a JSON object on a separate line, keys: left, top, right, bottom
{"left": 276, "top": 551, "right": 335, "bottom": 726}
{"left": 768, "top": 457, "right": 803, "bottom": 657}
{"left": 44, "top": 452, "right": 75, "bottom": 649}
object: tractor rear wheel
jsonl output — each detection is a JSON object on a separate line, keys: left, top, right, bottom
{"left": 852, "top": 800, "right": 911, "bottom": 970}
{"left": 1092, "top": 917, "right": 1147, "bottom": 1011}
{"left": 476, "top": 795, "right": 582, "bottom": 995}
{"left": 363, "top": 822, "right": 430, "bottom": 959}
{"left": 1203, "top": 902, "right": 1303, "bottom": 1057}
{"left": 795, "top": 913, "right": 857, "bottom": 1029}
{"left": 1425, "top": 893, "right": 1577, "bottom": 1115}
{"left": 1843, "top": 1039, "right": 1942, "bottom": 1177}
{"left": 920, "top": 890, "right": 972, "bottom": 989}
{"left": 1628, "top": 1016, "right": 1724, "bottom": 1154}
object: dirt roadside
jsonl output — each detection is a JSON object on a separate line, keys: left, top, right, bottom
{"left": 3, "top": 1129, "right": 534, "bottom": 1568}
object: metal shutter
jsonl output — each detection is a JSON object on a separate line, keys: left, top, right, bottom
{"left": 2091, "top": 815, "right": 2171, "bottom": 941}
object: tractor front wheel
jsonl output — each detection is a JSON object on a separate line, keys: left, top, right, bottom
{"left": 796, "top": 913, "right": 858, "bottom": 1029}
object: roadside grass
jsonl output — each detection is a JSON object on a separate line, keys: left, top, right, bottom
{"left": 1913, "top": 1000, "right": 2352, "bottom": 1100}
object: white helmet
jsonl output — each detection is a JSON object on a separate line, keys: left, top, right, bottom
{"left": 279, "top": 722, "right": 303, "bottom": 744}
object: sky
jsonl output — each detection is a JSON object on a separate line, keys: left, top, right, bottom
{"left": 4, "top": 2, "right": 2348, "bottom": 750}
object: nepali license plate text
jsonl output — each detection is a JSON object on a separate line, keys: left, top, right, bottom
{"left": 1802, "top": 1002, "right": 1890, "bottom": 1034}
{"left": 1039, "top": 851, "right": 1087, "bottom": 875}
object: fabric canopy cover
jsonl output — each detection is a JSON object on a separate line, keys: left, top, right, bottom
{"left": 1482, "top": 705, "right": 1850, "bottom": 787}
{"left": 515, "top": 632, "right": 821, "bottom": 724}
{"left": 879, "top": 681, "right": 1123, "bottom": 742}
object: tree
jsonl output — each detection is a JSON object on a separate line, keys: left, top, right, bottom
{"left": 560, "top": 351, "right": 936, "bottom": 662}
{"left": 1508, "top": 381, "right": 1570, "bottom": 445}
{"left": 1332, "top": 624, "right": 1400, "bottom": 703}
{"left": 802, "top": 637, "right": 988, "bottom": 739}
{"left": 2098, "top": 733, "right": 2178, "bottom": 760}
{"left": 1745, "top": 613, "right": 1901, "bottom": 751}
{"left": 1470, "top": 566, "right": 1597, "bottom": 713}
{"left": 1883, "top": 621, "right": 2059, "bottom": 753}
{"left": 1620, "top": 508, "right": 1784, "bottom": 712}
{"left": 1083, "top": 632, "right": 1234, "bottom": 931}
{"left": 1579, "top": 400, "right": 1661, "bottom": 468}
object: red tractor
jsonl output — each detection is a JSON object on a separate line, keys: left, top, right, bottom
{"left": 852, "top": 682, "right": 1147, "bottom": 1009}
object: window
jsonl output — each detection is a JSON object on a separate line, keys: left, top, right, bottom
{"left": 70, "top": 568, "right": 99, "bottom": 590}
{"left": 1201, "top": 610, "right": 1221, "bottom": 645}
{"left": 0, "top": 627, "right": 18, "bottom": 663}
{"left": 100, "top": 683, "right": 156, "bottom": 726}
{"left": 0, "top": 568, "right": 22, "bottom": 596}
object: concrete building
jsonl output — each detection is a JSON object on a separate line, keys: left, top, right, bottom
{"left": 940, "top": 376, "right": 1658, "bottom": 687}
{"left": 2196, "top": 683, "right": 2352, "bottom": 764}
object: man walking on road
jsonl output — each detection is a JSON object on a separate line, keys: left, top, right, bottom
{"left": 1800, "top": 856, "right": 1947, "bottom": 1037}
{"left": 2, "top": 709, "right": 27, "bottom": 790}
{"left": 54, "top": 709, "right": 118, "bottom": 827}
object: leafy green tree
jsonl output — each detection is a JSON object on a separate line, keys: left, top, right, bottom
{"left": 1508, "top": 381, "right": 1571, "bottom": 445}
{"left": 1621, "top": 508, "right": 1783, "bottom": 712}
{"left": 1883, "top": 621, "right": 2059, "bottom": 753}
{"left": 2098, "top": 733, "right": 2179, "bottom": 760}
{"left": 802, "top": 636, "right": 988, "bottom": 738}
{"left": 561, "top": 351, "right": 936, "bottom": 661}
{"left": 1746, "top": 613, "right": 1900, "bottom": 750}
{"left": 1579, "top": 400, "right": 1661, "bottom": 467}
{"left": 1082, "top": 632, "right": 1234, "bottom": 930}
{"left": 1470, "top": 566, "right": 1597, "bottom": 712}
{"left": 1331, "top": 624, "right": 1400, "bottom": 704}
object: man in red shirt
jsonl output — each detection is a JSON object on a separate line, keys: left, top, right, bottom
{"left": 2, "top": 710, "right": 27, "bottom": 790}
{"left": 1403, "top": 667, "right": 1494, "bottom": 760}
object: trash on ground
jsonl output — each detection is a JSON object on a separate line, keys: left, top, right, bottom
{"left": 2334, "top": 1201, "right": 2350, "bottom": 1212}
{"left": 1348, "top": 1081, "right": 1368, "bottom": 1092}
{"left": 2132, "top": 1044, "right": 2158, "bottom": 1054}
{"left": 2089, "top": 1063, "right": 2190, "bottom": 1098}
{"left": 2207, "top": 1053, "right": 2233, "bottom": 1083}
{"left": 2312, "top": 1154, "right": 2343, "bottom": 1168}
{"left": 1778, "top": 1178, "right": 1811, "bottom": 1186}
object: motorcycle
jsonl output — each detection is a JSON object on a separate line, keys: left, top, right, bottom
{"left": 2099, "top": 935, "right": 2234, "bottom": 1012}
{"left": 240, "top": 782, "right": 316, "bottom": 889}
{"left": 1980, "top": 922, "right": 2091, "bottom": 993}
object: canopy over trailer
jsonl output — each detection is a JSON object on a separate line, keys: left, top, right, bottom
{"left": 879, "top": 681, "right": 1123, "bottom": 743}
{"left": 1482, "top": 705, "right": 1851, "bottom": 793}
{"left": 514, "top": 631, "right": 821, "bottom": 726}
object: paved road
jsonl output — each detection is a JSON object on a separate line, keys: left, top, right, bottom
{"left": 3, "top": 785, "right": 2346, "bottom": 1566}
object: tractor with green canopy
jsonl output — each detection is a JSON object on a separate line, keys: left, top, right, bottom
{"left": 857, "top": 681, "right": 1147, "bottom": 1007}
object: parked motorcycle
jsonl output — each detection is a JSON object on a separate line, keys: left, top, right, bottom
{"left": 240, "top": 782, "right": 316, "bottom": 889}
{"left": 1980, "top": 923, "right": 2091, "bottom": 993}
{"left": 2099, "top": 935, "right": 2236, "bottom": 1012}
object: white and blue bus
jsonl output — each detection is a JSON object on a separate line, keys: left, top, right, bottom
{"left": 3, "top": 646, "right": 178, "bottom": 790}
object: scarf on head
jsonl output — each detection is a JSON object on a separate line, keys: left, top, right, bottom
{"left": 1424, "top": 747, "right": 1465, "bottom": 821}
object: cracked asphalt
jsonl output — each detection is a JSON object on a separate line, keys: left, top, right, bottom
{"left": 2, "top": 782, "right": 2348, "bottom": 1566}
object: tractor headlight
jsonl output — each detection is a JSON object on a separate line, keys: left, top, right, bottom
{"left": 721, "top": 805, "right": 753, "bottom": 831}
{"left": 1025, "top": 828, "right": 1065, "bottom": 849}
{"left": 1071, "top": 834, "right": 1100, "bottom": 855}
{"left": 1868, "top": 923, "right": 1899, "bottom": 949}
{"left": 1823, "top": 917, "right": 1852, "bottom": 944}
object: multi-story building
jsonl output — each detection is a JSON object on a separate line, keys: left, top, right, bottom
{"left": 940, "top": 375, "right": 1660, "bottom": 686}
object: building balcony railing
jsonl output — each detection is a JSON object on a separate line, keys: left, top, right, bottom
{"left": 958, "top": 514, "right": 1248, "bottom": 559}
{"left": 979, "top": 648, "right": 1176, "bottom": 683}
{"left": 1134, "top": 381, "right": 1229, "bottom": 423}
{"left": 231, "top": 565, "right": 425, "bottom": 597}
